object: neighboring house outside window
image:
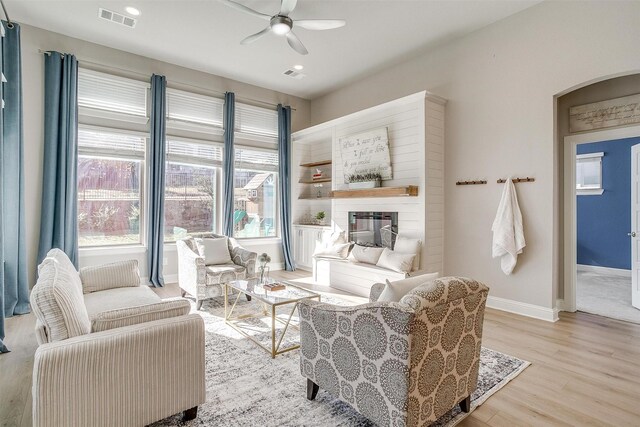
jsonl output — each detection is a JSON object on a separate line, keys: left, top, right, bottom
{"left": 77, "top": 69, "right": 149, "bottom": 247}
{"left": 233, "top": 103, "right": 279, "bottom": 239}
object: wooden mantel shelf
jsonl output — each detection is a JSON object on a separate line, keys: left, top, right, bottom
{"left": 330, "top": 186, "right": 419, "bottom": 199}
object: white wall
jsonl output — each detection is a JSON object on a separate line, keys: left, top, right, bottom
{"left": 309, "top": 1, "right": 640, "bottom": 311}
{"left": 21, "top": 24, "right": 311, "bottom": 286}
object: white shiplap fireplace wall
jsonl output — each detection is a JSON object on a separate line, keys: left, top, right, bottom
{"left": 293, "top": 91, "right": 445, "bottom": 275}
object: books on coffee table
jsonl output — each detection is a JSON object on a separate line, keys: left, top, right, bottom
{"left": 263, "top": 282, "right": 286, "bottom": 292}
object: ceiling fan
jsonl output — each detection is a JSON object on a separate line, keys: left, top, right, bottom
{"left": 219, "top": 0, "right": 346, "bottom": 55}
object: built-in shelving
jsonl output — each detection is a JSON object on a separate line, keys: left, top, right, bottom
{"left": 300, "top": 160, "right": 332, "bottom": 168}
{"left": 298, "top": 196, "right": 332, "bottom": 200}
{"left": 299, "top": 178, "right": 332, "bottom": 184}
{"left": 330, "top": 186, "right": 419, "bottom": 199}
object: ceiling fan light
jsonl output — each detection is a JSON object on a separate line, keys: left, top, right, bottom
{"left": 272, "top": 22, "right": 291, "bottom": 35}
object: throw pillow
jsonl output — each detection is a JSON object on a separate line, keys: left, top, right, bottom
{"left": 349, "top": 244, "right": 385, "bottom": 265}
{"left": 313, "top": 242, "right": 352, "bottom": 259}
{"left": 377, "top": 272, "right": 440, "bottom": 302}
{"left": 376, "top": 248, "right": 416, "bottom": 273}
{"left": 319, "top": 230, "right": 348, "bottom": 246}
{"left": 195, "top": 237, "right": 232, "bottom": 265}
{"left": 393, "top": 235, "right": 422, "bottom": 271}
{"left": 80, "top": 260, "right": 140, "bottom": 294}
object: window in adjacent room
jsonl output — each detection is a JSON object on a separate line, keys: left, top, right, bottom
{"left": 576, "top": 152, "right": 604, "bottom": 195}
{"left": 76, "top": 68, "right": 149, "bottom": 247}
{"left": 233, "top": 102, "right": 279, "bottom": 239}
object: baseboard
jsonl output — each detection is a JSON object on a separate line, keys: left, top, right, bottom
{"left": 486, "top": 296, "right": 558, "bottom": 322}
{"left": 577, "top": 264, "right": 631, "bottom": 277}
{"left": 141, "top": 274, "right": 178, "bottom": 285}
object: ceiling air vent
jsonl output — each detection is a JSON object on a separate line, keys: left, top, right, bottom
{"left": 98, "top": 8, "right": 137, "bottom": 28}
{"left": 283, "top": 69, "right": 306, "bottom": 80}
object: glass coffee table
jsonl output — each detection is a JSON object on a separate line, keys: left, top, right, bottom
{"left": 224, "top": 278, "right": 321, "bottom": 358}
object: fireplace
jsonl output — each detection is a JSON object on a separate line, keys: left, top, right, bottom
{"left": 348, "top": 211, "right": 398, "bottom": 249}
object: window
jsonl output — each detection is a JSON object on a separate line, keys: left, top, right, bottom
{"left": 577, "top": 152, "right": 604, "bottom": 195}
{"left": 164, "top": 139, "right": 222, "bottom": 241}
{"left": 233, "top": 146, "right": 278, "bottom": 238}
{"left": 235, "top": 102, "right": 278, "bottom": 138}
{"left": 77, "top": 69, "right": 149, "bottom": 248}
{"left": 77, "top": 128, "right": 145, "bottom": 247}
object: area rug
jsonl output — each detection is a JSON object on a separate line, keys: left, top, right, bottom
{"left": 151, "top": 295, "right": 529, "bottom": 427}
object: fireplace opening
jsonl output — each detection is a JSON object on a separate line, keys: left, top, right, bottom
{"left": 348, "top": 211, "right": 398, "bottom": 249}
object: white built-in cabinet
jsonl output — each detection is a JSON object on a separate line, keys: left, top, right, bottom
{"left": 292, "top": 225, "right": 330, "bottom": 270}
{"left": 291, "top": 91, "right": 446, "bottom": 283}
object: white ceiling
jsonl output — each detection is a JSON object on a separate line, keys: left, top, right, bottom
{"left": 6, "top": 0, "right": 540, "bottom": 99}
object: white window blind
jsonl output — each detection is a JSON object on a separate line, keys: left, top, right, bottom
{"left": 78, "top": 69, "right": 148, "bottom": 117}
{"left": 78, "top": 127, "right": 146, "bottom": 159}
{"left": 235, "top": 146, "right": 278, "bottom": 172}
{"left": 166, "top": 139, "right": 223, "bottom": 167}
{"left": 235, "top": 103, "right": 278, "bottom": 138}
{"left": 166, "top": 89, "right": 224, "bottom": 128}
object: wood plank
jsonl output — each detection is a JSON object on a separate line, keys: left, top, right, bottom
{"left": 330, "top": 185, "right": 419, "bottom": 198}
{"left": 299, "top": 160, "right": 332, "bottom": 167}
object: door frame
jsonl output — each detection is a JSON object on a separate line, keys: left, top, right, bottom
{"left": 563, "top": 124, "right": 640, "bottom": 312}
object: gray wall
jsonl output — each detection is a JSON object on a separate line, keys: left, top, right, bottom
{"left": 309, "top": 1, "right": 640, "bottom": 311}
{"left": 21, "top": 24, "right": 311, "bottom": 287}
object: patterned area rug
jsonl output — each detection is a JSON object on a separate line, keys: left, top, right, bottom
{"left": 151, "top": 294, "right": 529, "bottom": 427}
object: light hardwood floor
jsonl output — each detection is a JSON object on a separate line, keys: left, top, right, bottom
{"left": 3, "top": 270, "right": 640, "bottom": 426}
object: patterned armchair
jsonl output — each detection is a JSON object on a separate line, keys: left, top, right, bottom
{"left": 176, "top": 233, "right": 257, "bottom": 310}
{"left": 299, "top": 277, "right": 489, "bottom": 426}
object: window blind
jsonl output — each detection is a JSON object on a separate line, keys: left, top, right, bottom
{"left": 78, "top": 127, "right": 146, "bottom": 159}
{"left": 235, "top": 146, "right": 278, "bottom": 172}
{"left": 166, "top": 88, "right": 224, "bottom": 128}
{"left": 235, "top": 103, "right": 278, "bottom": 138}
{"left": 166, "top": 139, "right": 223, "bottom": 167}
{"left": 78, "top": 69, "right": 148, "bottom": 117}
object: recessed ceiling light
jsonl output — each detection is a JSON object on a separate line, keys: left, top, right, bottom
{"left": 125, "top": 6, "right": 141, "bottom": 16}
{"left": 293, "top": 65, "right": 304, "bottom": 71}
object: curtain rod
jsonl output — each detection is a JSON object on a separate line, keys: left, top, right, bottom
{"left": 38, "top": 49, "right": 296, "bottom": 111}
{"left": 1, "top": 0, "right": 13, "bottom": 28}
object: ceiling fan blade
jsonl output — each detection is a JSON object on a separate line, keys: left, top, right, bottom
{"left": 295, "top": 19, "right": 346, "bottom": 30}
{"left": 279, "top": 0, "right": 297, "bottom": 16}
{"left": 241, "top": 26, "right": 272, "bottom": 44}
{"left": 286, "top": 31, "right": 308, "bottom": 55}
{"left": 219, "top": 0, "right": 271, "bottom": 20}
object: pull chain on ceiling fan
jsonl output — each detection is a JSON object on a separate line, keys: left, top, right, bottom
{"left": 219, "top": 0, "right": 346, "bottom": 55}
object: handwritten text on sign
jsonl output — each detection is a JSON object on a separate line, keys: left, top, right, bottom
{"left": 339, "top": 127, "right": 393, "bottom": 183}
{"left": 570, "top": 93, "right": 640, "bottom": 133}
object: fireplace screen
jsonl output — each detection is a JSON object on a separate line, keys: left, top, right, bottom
{"left": 348, "top": 212, "right": 398, "bottom": 249}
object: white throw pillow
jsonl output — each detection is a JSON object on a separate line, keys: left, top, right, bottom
{"left": 195, "top": 237, "right": 232, "bottom": 265}
{"left": 349, "top": 244, "right": 385, "bottom": 265}
{"left": 376, "top": 248, "right": 416, "bottom": 273}
{"left": 319, "top": 230, "right": 347, "bottom": 246}
{"left": 377, "top": 272, "right": 440, "bottom": 302}
{"left": 313, "top": 242, "right": 352, "bottom": 259}
{"left": 394, "top": 236, "right": 422, "bottom": 271}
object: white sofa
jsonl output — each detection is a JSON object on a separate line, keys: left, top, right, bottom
{"left": 315, "top": 258, "right": 431, "bottom": 297}
{"left": 30, "top": 249, "right": 206, "bottom": 427}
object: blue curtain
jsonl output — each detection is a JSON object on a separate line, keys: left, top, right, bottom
{"left": 1, "top": 22, "right": 30, "bottom": 353}
{"left": 222, "top": 92, "right": 235, "bottom": 237}
{"left": 148, "top": 74, "right": 166, "bottom": 287}
{"left": 277, "top": 104, "right": 295, "bottom": 271}
{"left": 38, "top": 51, "right": 79, "bottom": 269}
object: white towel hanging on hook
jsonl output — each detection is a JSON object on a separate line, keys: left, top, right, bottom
{"left": 491, "top": 177, "right": 525, "bottom": 275}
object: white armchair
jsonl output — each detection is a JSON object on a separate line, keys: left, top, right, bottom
{"left": 176, "top": 233, "right": 257, "bottom": 310}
